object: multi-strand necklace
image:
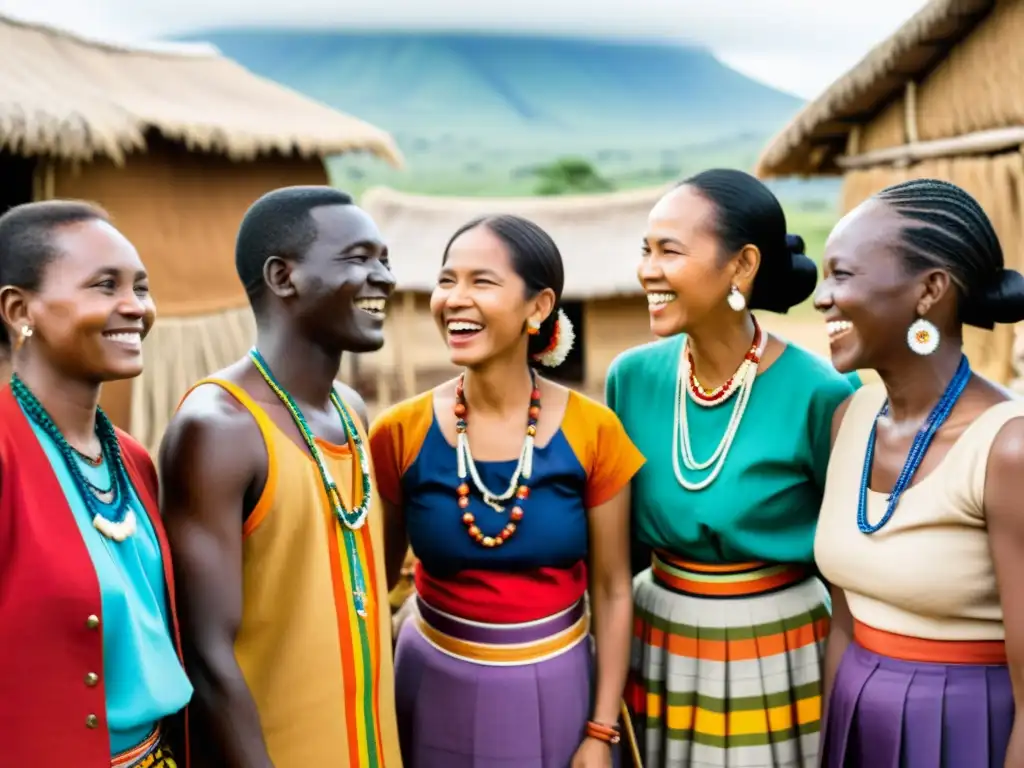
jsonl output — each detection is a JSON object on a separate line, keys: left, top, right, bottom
{"left": 12, "top": 374, "right": 138, "bottom": 541}
{"left": 455, "top": 370, "right": 540, "bottom": 548}
{"left": 672, "top": 318, "right": 766, "bottom": 491}
{"left": 249, "top": 348, "right": 372, "bottom": 618}
{"left": 857, "top": 354, "right": 971, "bottom": 534}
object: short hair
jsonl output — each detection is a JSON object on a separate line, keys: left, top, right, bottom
{"left": 875, "top": 178, "right": 1024, "bottom": 329}
{"left": 235, "top": 185, "right": 354, "bottom": 304}
{"left": 0, "top": 199, "right": 110, "bottom": 348}
{"left": 679, "top": 168, "right": 817, "bottom": 314}
{"left": 442, "top": 214, "right": 565, "bottom": 362}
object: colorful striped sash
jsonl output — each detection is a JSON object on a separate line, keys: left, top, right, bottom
{"left": 651, "top": 550, "right": 811, "bottom": 598}
{"left": 415, "top": 596, "right": 589, "bottom": 666}
{"left": 854, "top": 620, "right": 1007, "bottom": 665}
{"left": 111, "top": 728, "right": 176, "bottom": 768}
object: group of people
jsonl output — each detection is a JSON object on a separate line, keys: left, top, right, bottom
{"left": 0, "top": 168, "right": 1022, "bottom": 768}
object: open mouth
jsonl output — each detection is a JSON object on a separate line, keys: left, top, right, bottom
{"left": 446, "top": 319, "right": 484, "bottom": 344}
{"left": 354, "top": 297, "right": 387, "bottom": 319}
{"left": 647, "top": 291, "right": 677, "bottom": 313}
{"left": 102, "top": 330, "right": 143, "bottom": 353}
{"left": 826, "top": 320, "right": 854, "bottom": 343}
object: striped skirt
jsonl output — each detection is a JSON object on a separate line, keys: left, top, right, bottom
{"left": 822, "top": 621, "right": 1013, "bottom": 767}
{"left": 112, "top": 727, "right": 177, "bottom": 768}
{"left": 395, "top": 596, "right": 619, "bottom": 768}
{"left": 627, "top": 552, "right": 829, "bottom": 767}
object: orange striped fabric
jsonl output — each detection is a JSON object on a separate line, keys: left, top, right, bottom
{"left": 652, "top": 550, "right": 811, "bottom": 598}
{"left": 854, "top": 620, "right": 1007, "bottom": 665}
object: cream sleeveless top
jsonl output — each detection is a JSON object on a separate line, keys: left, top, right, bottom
{"left": 815, "top": 383, "right": 1024, "bottom": 641}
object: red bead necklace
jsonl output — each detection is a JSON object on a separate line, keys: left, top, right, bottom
{"left": 687, "top": 317, "right": 763, "bottom": 406}
{"left": 454, "top": 371, "right": 541, "bottom": 548}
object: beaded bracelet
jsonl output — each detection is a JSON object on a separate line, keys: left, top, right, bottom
{"left": 585, "top": 720, "right": 621, "bottom": 745}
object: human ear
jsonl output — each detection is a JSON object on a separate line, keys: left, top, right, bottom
{"left": 263, "top": 256, "right": 297, "bottom": 299}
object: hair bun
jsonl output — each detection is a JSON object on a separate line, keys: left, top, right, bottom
{"left": 785, "top": 233, "right": 806, "bottom": 256}
{"left": 963, "top": 268, "right": 1024, "bottom": 328}
{"left": 749, "top": 232, "right": 816, "bottom": 314}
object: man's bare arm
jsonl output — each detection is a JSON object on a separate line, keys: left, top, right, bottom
{"left": 159, "top": 393, "right": 274, "bottom": 768}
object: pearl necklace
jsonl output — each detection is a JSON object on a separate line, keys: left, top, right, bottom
{"left": 672, "top": 322, "right": 767, "bottom": 491}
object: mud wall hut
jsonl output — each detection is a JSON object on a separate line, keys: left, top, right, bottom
{"left": 0, "top": 14, "right": 402, "bottom": 451}
{"left": 755, "top": 0, "right": 1024, "bottom": 385}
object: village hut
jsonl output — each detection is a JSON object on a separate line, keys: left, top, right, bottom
{"left": 754, "top": 0, "right": 1024, "bottom": 385}
{"left": 358, "top": 185, "right": 666, "bottom": 407}
{"left": 0, "top": 13, "right": 402, "bottom": 451}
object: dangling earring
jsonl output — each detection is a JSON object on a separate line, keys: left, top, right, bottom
{"left": 13, "top": 324, "right": 32, "bottom": 352}
{"left": 527, "top": 320, "right": 540, "bottom": 336}
{"left": 907, "top": 317, "right": 939, "bottom": 355}
{"left": 727, "top": 285, "right": 746, "bottom": 312}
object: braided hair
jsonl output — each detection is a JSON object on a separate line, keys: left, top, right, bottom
{"left": 875, "top": 178, "right": 1024, "bottom": 329}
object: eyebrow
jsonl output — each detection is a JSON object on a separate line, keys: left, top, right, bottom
{"left": 86, "top": 266, "right": 148, "bottom": 281}
{"left": 439, "top": 266, "right": 502, "bottom": 279}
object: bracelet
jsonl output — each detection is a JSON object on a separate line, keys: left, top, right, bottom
{"left": 585, "top": 720, "right": 621, "bottom": 745}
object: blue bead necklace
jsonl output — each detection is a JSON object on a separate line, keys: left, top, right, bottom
{"left": 857, "top": 354, "right": 972, "bottom": 534}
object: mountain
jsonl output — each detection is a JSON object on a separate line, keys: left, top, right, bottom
{"left": 175, "top": 30, "right": 825, "bottom": 199}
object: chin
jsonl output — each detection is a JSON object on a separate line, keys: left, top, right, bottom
{"left": 98, "top": 361, "right": 145, "bottom": 382}
{"left": 344, "top": 331, "right": 386, "bottom": 354}
{"left": 649, "top": 313, "right": 684, "bottom": 339}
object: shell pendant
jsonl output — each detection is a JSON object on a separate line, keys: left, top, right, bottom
{"left": 93, "top": 509, "right": 137, "bottom": 542}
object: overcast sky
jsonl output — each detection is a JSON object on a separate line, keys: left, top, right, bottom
{"left": 1, "top": 0, "right": 930, "bottom": 98}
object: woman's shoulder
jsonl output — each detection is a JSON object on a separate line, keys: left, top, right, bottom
{"left": 369, "top": 389, "right": 436, "bottom": 437}
{"left": 607, "top": 336, "right": 682, "bottom": 384}
{"left": 566, "top": 388, "right": 624, "bottom": 429}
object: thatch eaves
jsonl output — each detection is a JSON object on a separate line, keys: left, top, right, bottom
{"left": 754, "top": 0, "right": 995, "bottom": 178}
{"left": 0, "top": 13, "right": 403, "bottom": 166}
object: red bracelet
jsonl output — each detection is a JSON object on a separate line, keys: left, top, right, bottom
{"left": 585, "top": 720, "right": 621, "bottom": 745}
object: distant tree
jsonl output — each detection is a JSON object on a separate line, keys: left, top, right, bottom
{"left": 531, "top": 157, "right": 614, "bottom": 196}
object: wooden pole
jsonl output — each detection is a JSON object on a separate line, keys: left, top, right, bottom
{"left": 837, "top": 125, "right": 1024, "bottom": 170}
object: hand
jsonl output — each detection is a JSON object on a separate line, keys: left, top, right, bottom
{"left": 571, "top": 736, "right": 613, "bottom": 768}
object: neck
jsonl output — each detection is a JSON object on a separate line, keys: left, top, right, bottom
{"left": 462, "top": 354, "right": 534, "bottom": 418}
{"left": 254, "top": 326, "right": 341, "bottom": 408}
{"left": 14, "top": 356, "right": 101, "bottom": 447}
{"left": 878, "top": 343, "right": 965, "bottom": 423}
{"left": 686, "top": 312, "right": 758, "bottom": 387}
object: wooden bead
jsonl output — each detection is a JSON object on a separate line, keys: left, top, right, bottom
{"left": 454, "top": 403, "right": 467, "bottom": 417}
{"left": 468, "top": 525, "right": 481, "bottom": 538}
{"left": 516, "top": 486, "right": 529, "bottom": 500}
{"left": 457, "top": 483, "right": 470, "bottom": 496}
{"left": 482, "top": 536, "right": 495, "bottom": 547}
{"left": 458, "top": 496, "right": 470, "bottom": 509}
{"left": 504, "top": 523, "right": 517, "bottom": 535}
{"left": 493, "top": 536, "right": 504, "bottom": 546}
{"left": 510, "top": 507, "right": 523, "bottom": 521}
{"left": 527, "top": 425, "right": 537, "bottom": 436}
{"left": 531, "top": 388, "right": 541, "bottom": 400}
{"left": 528, "top": 406, "right": 540, "bottom": 419}
{"left": 462, "top": 512, "right": 475, "bottom": 524}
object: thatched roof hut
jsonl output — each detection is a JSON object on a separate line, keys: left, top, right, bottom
{"left": 754, "top": 0, "right": 1024, "bottom": 384}
{"left": 358, "top": 185, "right": 665, "bottom": 404}
{"left": 0, "top": 13, "right": 402, "bottom": 450}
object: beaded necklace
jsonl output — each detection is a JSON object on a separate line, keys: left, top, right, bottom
{"left": 11, "top": 374, "right": 138, "bottom": 541}
{"left": 248, "top": 348, "right": 371, "bottom": 617}
{"left": 686, "top": 320, "right": 763, "bottom": 407}
{"left": 672, "top": 319, "right": 767, "bottom": 491}
{"left": 857, "top": 354, "right": 971, "bottom": 534}
{"left": 455, "top": 369, "right": 540, "bottom": 548}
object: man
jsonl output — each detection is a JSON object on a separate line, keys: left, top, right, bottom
{"left": 159, "top": 186, "right": 401, "bottom": 768}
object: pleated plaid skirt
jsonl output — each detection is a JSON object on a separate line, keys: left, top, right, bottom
{"left": 626, "top": 551, "right": 830, "bottom": 768}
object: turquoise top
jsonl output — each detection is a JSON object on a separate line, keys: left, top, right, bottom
{"left": 26, "top": 414, "right": 193, "bottom": 755}
{"left": 606, "top": 336, "right": 858, "bottom": 565}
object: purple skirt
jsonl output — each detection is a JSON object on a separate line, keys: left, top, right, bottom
{"left": 822, "top": 641, "right": 1014, "bottom": 768}
{"left": 394, "top": 598, "right": 620, "bottom": 768}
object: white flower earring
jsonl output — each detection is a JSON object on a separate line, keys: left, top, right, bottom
{"left": 907, "top": 317, "right": 940, "bottom": 355}
{"left": 727, "top": 285, "right": 746, "bottom": 312}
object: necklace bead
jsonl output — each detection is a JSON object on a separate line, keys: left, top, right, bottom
{"left": 455, "top": 370, "right": 540, "bottom": 546}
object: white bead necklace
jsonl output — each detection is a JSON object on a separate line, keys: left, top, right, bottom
{"left": 457, "top": 432, "right": 534, "bottom": 513}
{"left": 672, "top": 328, "right": 768, "bottom": 491}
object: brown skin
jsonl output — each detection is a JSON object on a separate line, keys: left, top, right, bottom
{"left": 381, "top": 224, "right": 632, "bottom": 768}
{"left": 640, "top": 185, "right": 787, "bottom": 391}
{"left": 0, "top": 219, "right": 155, "bottom": 452}
{"left": 815, "top": 198, "right": 1024, "bottom": 765}
{"left": 159, "top": 204, "right": 394, "bottom": 768}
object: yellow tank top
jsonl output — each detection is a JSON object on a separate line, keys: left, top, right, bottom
{"left": 185, "top": 378, "right": 401, "bottom": 768}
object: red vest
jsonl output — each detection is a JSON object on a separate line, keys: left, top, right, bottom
{"left": 0, "top": 386, "right": 187, "bottom": 766}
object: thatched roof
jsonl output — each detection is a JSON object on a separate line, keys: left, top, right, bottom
{"left": 755, "top": 0, "right": 995, "bottom": 178}
{"left": 362, "top": 185, "right": 667, "bottom": 299}
{"left": 0, "top": 13, "right": 403, "bottom": 166}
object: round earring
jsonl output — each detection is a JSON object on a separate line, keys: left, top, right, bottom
{"left": 727, "top": 285, "right": 746, "bottom": 312}
{"left": 527, "top": 320, "right": 540, "bottom": 336}
{"left": 907, "top": 317, "right": 939, "bottom": 355}
{"left": 20, "top": 325, "right": 32, "bottom": 339}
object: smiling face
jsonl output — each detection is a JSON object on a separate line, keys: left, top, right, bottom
{"left": 9, "top": 219, "right": 155, "bottom": 383}
{"left": 815, "top": 198, "right": 946, "bottom": 373}
{"left": 283, "top": 204, "right": 396, "bottom": 354}
{"left": 431, "top": 224, "right": 553, "bottom": 368}
{"left": 639, "top": 185, "right": 742, "bottom": 337}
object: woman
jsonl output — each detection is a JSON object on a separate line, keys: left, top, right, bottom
{"left": 0, "top": 201, "right": 192, "bottom": 766}
{"left": 606, "top": 169, "right": 857, "bottom": 767}
{"left": 814, "top": 178, "right": 1024, "bottom": 767}
{"left": 370, "top": 214, "right": 643, "bottom": 768}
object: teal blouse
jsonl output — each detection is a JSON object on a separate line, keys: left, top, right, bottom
{"left": 27, "top": 415, "right": 193, "bottom": 755}
{"left": 606, "top": 336, "right": 858, "bottom": 565}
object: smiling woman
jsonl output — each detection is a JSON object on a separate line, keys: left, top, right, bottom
{"left": 0, "top": 200, "right": 191, "bottom": 766}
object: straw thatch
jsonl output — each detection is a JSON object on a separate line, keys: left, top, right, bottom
{"left": 0, "top": 13, "right": 402, "bottom": 166}
{"left": 755, "top": 0, "right": 996, "bottom": 178}
{"left": 361, "top": 185, "right": 668, "bottom": 299}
